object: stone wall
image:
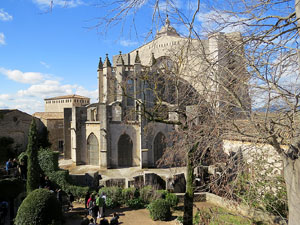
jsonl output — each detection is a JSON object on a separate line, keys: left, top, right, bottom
{"left": 109, "top": 123, "right": 141, "bottom": 168}
{"left": 85, "top": 122, "right": 101, "bottom": 165}
{"left": 223, "top": 139, "right": 285, "bottom": 174}
{"left": 0, "top": 109, "right": 44, "bottom": 154}
{"left": 45, "top": 98, "right": 90, "bottom": 113}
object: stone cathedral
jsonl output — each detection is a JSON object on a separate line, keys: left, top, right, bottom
{"left": 63, "top": 17, "right": 249, "bottom": 169}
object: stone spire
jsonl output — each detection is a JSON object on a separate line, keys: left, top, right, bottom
{"left": 149, "top": 52, "right": 156, "bottom": 66}
{"left": 165, "top": 14, "right": 170, "bottom": 26}
{"left": 155, "top": 15, "right": 180, "bottom": 38}
{"left": 103, "top": 54, "right": 111, "bottom": 67}
{"left": 135, "top": 50, "right": 141, "bottom": 64}
{"left": 97, "top": 57, "right": 103, "bottom": 71}
{"left": 116, "top": 51, "right": 124, "bottom": 65}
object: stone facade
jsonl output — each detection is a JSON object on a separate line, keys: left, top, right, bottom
{"left": 63, "top": 17, "right": 249, "bottom": 169}
{"left": 0, "top": 109, "right": 44, "bottom": 153}
{"left": 45, "top": 94, "right": 90, "bottom": 113}
{"left": 34, "top": 95, "right": 90, "bottom": 151}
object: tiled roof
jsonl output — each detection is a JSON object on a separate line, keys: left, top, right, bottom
{"left": 44, "top": 94, "right": 90, "bottom": 101}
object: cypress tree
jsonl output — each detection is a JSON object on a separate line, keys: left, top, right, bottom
{"left": 26, "top": 119, "right": 40, "bottom": 194}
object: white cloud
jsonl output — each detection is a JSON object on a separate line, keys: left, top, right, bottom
{"left": 0, "top": 66, "right": 97, "bottom": 113}
{"left": 120, "top": 40, "right": 138, "bottom": 47}
{"left": 17, "top": 80, "right": 74, "bottom": 97}
{"left": 0, "top": 94, "right": 10, "bottom": 100}
{"left": 0, "top": 9, "right": 13, "bottom": 21}
{"left": 0, "top": 67, "right": 44, "bottom": 84}
{"left": 0, "top": 101, "right": 9, "bottom": 108}
{"left": 32, "top": 0, "right": 84, "bottom": 9}
{"left": 75, "top": 86, "right": 97, "bottom": 102}
{"left": 40, "top": 61, "right": 50, "bottom": 69}
{"left": 0, "top": 33, "right": 6, "bottom": 45}
{"left": 17, "top": 80, "right": 97, "bottom": 102}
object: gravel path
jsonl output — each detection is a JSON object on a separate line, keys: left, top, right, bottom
{"left": 64, "top": 202, "right": 177, "bottom": 225}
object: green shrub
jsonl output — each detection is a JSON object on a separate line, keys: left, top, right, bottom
{"left": 105, "top": 197, "right": 119, "bottom": 209}
{"left": 140, "top": 186, "right": 154, "bottom": 204}
{"left": 37, "top": 148, "right": 90, "bottom": 198}
{"left": 147, "top": 199, "right": 171, "bottom": 221}
{"left": 48, "top": 170, "right": 69, "bottom": 189}
{"left": 154, "top": 189, "right": 168, "bottom": 200}
{"left": 65, "top": 185, "right": 89, "bottom": 198}
{"left": 234, "top": 168, "right": 288, "bottom": 218}
{"left": 122, "top": 187, "right": 136, "bottom": 203}
{"left": 126, "top": 197, "right": 145, "bottom": 209}
{"left": 38, "top": 149, "right": 59, "bottom": 173}
{"left": 0, "top": 178, "right": 24, "bottom": 199}
{"left": 15, "top": 188, "right": 62, "bottom": 225}
{"left": 18, "top": 152, "right": 27, "bottom": 163}
{"left": 165, "top": 192, "right": 179, "bottom": 208}
{"left": 99, "top": 186, "right": 122, "bottom": 208}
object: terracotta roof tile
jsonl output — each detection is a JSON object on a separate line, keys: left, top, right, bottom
{"left": 44, "top": 94, "right": 90, "bottom": 101}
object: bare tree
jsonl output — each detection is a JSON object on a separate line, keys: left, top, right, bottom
{"left": 98, "top": 0, "right": 300, "bottom": 224}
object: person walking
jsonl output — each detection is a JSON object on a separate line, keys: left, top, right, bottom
{"left": 101, "top": 192, "right": 107, "bottom": 216}
{"left": 5, "top": 158, "right": 12, "bottom": 175}
{"left": 91, "top": 200, "right": 99, "bottom": 224}
{"left": 85, "top": 191, "right": 90, "bottom": 209}
{"left": 96, "top": 194, "right": 105, "bottom": 218}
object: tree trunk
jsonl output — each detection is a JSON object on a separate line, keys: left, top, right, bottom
{"left": 295, "top": 0, "right": 300, "bottom": 27}
{"left": 183, "top": 144, "right": 197, "bottom": 225}
{"left": 295, "top": 0, "right": 300, "bottom": 66}
{"left": 283, "top": 156, "right": 300, "bottom": 225}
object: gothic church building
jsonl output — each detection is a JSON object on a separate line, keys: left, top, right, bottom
{"left": 63, "top": 17, "right": 248, "bottom": 169}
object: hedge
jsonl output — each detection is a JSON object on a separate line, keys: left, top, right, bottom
{"left": 15, "top": 188, "right": 62, "bottom": 225}
{"left": 19, "top": 148, "right": 89, "bottom": 198}
{"left": 38, "top": 149, "right": 59, "bottom": 173}
{"left": 147, "top": 199, "right": 171, "bottom": 221}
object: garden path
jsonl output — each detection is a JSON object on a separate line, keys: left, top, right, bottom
{"left": 64, "top": 202, "right": 177, "bottom": 225}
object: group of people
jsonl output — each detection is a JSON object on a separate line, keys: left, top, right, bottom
{"left": 5, "top": 158, "right": 27, "bottom": 179}
{"left": 85, "top": 192, "right": 119, "bottom": 225}
{"left": 87, "top": 213, "right": 119, "bottom": 225}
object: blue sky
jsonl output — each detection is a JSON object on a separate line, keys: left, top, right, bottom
{"left": 0, "top": 0, "right": 158, "bottom": 114}
{"left": 1, "top": 0, "right": 288, "bottom": 114}
{"left": 0, "top": 0, "right": 236, "bottom": 114}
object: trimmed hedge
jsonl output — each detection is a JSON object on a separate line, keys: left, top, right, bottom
{"left": 37, "top": 148, "right": 89, "bottom": 198}
{"left": 147, "top": 199, "right": 171, "bottom": 221}
{"left": 38, "top": 149, "right": 59, "bottom": 173}
{"left": 15, "top": 188, "right": 62, "bottom": 225}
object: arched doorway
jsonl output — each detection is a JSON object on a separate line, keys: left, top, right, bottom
{"left": 87, "top": 133, "right": 99, "bottom": 166}
{"left": 118, "top": 134, "right": 133, "bottom": 167}
{"left": 153, "top": 132, "right": 166, "bottom": 165}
